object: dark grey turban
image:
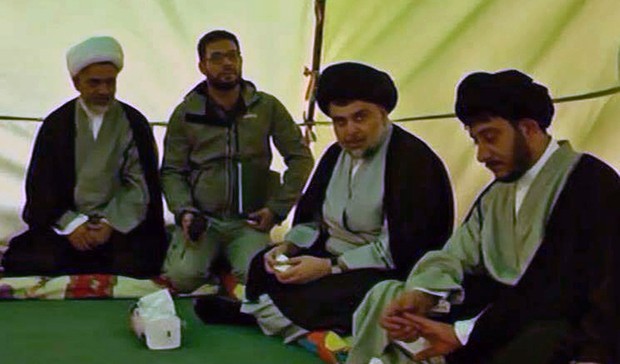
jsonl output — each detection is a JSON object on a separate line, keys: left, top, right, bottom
{"left": 316, "top": 62, "right": 398, "bottom": 116}
{"left": 455, "top": 69, "right": 554, "bottom": 129}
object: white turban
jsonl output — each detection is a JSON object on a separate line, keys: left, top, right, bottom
{"left": 66, "top": 36, "right": 124, "bottom": 77}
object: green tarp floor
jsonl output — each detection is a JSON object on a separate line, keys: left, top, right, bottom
{"left": 0, "top": 298, "right": 322, "bottom": 364}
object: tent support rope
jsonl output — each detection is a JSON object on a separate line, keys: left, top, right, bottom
{"left": 1, "top": 82, "right": 619, "bottom": 127}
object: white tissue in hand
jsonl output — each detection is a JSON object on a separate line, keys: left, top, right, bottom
{"left": 393, "top": 338, "right": 431, "bottom": 356}
{"left": 131, "top": 289, "right": 181, "bottom": 350}
{"left": 274, "top": 254, "right": 291, "bottom": 272}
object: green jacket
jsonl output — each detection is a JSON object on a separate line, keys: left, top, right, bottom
{"left": 161, "top": 80, "right": 313, "bottom": 221}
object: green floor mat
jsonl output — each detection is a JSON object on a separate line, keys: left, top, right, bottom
{"left": 0, "top": 298, "right": 322, "bottom": 364}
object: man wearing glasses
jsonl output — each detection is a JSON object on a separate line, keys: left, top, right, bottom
{"left": 160, "top": 30, "right": 313, "bottom": 292}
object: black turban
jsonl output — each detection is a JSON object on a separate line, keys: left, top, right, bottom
{"left": 455, "top": 69, "right": 554, "bottom": 129}
{"left": 316, "top": 62, "right": 398, "bottom": 116}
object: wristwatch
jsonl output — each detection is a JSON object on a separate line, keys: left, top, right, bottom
{"left": 330, "top": 257, "right": 343, "bottom": 275}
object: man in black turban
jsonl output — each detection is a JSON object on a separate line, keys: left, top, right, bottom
{"left": 349, "top": 69, "right": 618, "bottom": 364}
{"left": 455, "top": 69, "right": 555, "bottom": 182}
{"left": 195, "top": 62, "right": 455, "bottom": 344}
{"left": 316, "top": 62, "right": 398, "bottom": 116}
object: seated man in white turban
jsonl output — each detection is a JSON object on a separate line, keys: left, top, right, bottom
{"left": 2, "top": 36, "right": 167, "bottom": 277}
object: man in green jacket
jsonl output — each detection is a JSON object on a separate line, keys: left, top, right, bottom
{"left": 160, "top": 30, "right": 314, "bottom": 292}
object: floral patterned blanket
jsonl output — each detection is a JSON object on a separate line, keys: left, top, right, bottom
{"left": 0, "top": 274, "right": 173, "bottom": 299}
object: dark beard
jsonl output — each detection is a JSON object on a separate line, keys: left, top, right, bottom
{"left": 497, "top": 130, "right": 532, "bottom": 183}
{"left": 209, "top": 78, "right": 239, "bottom": 90}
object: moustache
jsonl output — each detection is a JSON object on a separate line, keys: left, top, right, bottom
{"left": 484, "top": 160, "right": 504, "bottom": 170}
{"left": 92, "top": 96, "right": 112, "bottom": 103}
{"left": 343, "top": 137, "right": 364, "bottom": 143}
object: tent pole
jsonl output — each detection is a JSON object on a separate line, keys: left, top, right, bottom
{"left": 302, "top": 0, "right": 326, "bottom": 144}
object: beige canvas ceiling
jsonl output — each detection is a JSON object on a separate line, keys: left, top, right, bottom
{"left": 1, "top": 0, "right": 619, "bottom": 240}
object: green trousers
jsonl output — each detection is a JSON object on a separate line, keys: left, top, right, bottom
{"left": 162, "top": 218, "right": 269, "bottom": 292}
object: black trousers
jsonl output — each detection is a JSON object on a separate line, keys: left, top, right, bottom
{"left": 245, "top": 246, "right": 396, "bottom": 334}
{"left": 441, "top": 275, "right": 572, "bottom": 364}
{"left": 2, "top": 228, "right": 156, "bottom": 277}
{"left": 447, "top": 320, "right": 570, "bottom": 364}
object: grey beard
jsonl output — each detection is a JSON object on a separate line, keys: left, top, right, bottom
{"left": 88, "top": 104, "right": 110, "bottom": 115}
{"left": 80, "top": 98, "right": 110, "bottom": 115}
{"left": 346, "top": 148, "right": 365, "bottom": 159}
{"left": 361, "top": 123, "right": 391, "bottom": 159}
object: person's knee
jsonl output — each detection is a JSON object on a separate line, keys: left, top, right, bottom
{"left": 162, "top": 250, "right": 211, "bottom": 292}
{"left": 164, "top": 252, "right": 212, "bottom": 277}
{"left": 162, "top": 245, "right": 214, "bottom": 292}
{"left": 230, "top": 258, "right": 252, "bottom": 283}
{"left": 167, "top": 273, "right": 206, "bottom": 293}
{"left": 2, "top": 230, "right": 63, "bottom": 275}
{"left": 228, "top": 234, "right": 269, "bottom": 282}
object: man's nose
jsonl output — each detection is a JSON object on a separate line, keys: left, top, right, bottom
{"left": 97, "top": 84, "right": 112, "bottom": 94}
{"left": 476, "top": 143, "right": 490, "bottom": 163}
{"left": 343, "top": 122, "right": 359, "bottom": 137}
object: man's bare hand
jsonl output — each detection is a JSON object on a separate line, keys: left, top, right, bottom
{"left": 263, "top": 241, "right": 299, "bottom": 274}
{"left": 247, "top": 208, "right": 276, "bottom": 232}
{"left": 382, "top": 314, "right": 422, "bottom": 341}
{"left": 274, "top": 255, "right": 330, "bottom": 284}
{"left": 383, "top": 290, "right": 438, "bottom": 317}
{"left": 380, "top": 290, "right": 438, "bottom": 340}
{"left": 399, "top": 313, "right": 461, "bottom": 360}
{"left": 87, "top": 221, "right": 114, "bottom": 246}
{"left": 68, "top": 223, "right": 95, "bottom": 251}
{"left": 180, "top": 211, "right": 194, "bottom": 242}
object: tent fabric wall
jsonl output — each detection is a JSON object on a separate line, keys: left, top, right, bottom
{"left": 1, "top": 0, "right": 619, "bottom": 240}
{"left": 0, "top": 0, "right": 314, "bottom": 240}
{"left": 321, "top": 0, "right": 620, "bottom": 219}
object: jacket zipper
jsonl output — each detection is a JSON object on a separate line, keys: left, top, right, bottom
{"left": 225, "top": 125, "right": 233, "bottom": 216}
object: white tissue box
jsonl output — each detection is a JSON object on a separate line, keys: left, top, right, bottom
{"left": 132, "top": 313, "right": 181, "bottom": 350}
{"left": 131, "top": 289, "right": 182, "bottom": 350}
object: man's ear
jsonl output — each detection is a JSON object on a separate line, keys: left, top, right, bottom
{"left": 198, "top": 60, "right": 207, "bottom": 76}
{"left": 517, "top": 118, "right": 542, "bottom": 137}
{"left": 71, "top": 76, "right": 79, "bottom": 90}
{"left": 380, "top": 107, "right": 389, "bottom": 123}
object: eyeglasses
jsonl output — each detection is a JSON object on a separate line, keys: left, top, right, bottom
{"left": 206, "top": 51, "right": 241, "bottom": 64}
